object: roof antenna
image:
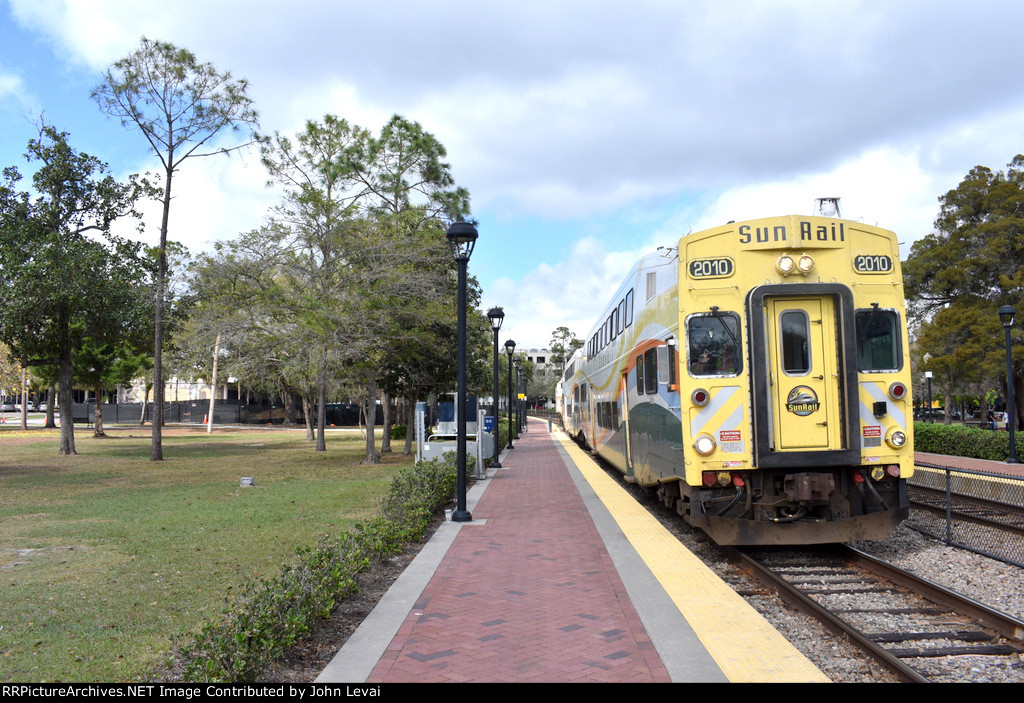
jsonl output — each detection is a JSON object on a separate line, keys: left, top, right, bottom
{"left": 815, "top": 197, "right": 841, "bottom": 218}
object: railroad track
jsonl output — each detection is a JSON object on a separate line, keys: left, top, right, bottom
{"left": 724, "top": 543, "right": 1024, "bottom": 682}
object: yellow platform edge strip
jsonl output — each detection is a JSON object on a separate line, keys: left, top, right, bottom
{"left": 554, "top": 432, "right": 829, "bottom": 683}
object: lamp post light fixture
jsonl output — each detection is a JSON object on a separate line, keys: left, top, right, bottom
{"left": 446, "top": 221, "right": 478, "bottom": 522}
{"left": 504, "top": 339, "right": 516, "bottom": 450}
{"left": 999, "top": 305, "right": 1018, "bottom": 464}
{"left": 487, "top": 307, "right": 505, "bottom": 468}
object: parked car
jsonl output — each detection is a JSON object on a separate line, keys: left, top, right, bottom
{"left": 0, "top": 401, "right": 15, "bottom": 412}
{"left": 15, "top": 401, "right": 36, "bottom": 412}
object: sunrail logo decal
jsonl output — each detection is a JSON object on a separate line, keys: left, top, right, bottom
{"left": 786, "top": 386, "right": 820, "bottom": 416}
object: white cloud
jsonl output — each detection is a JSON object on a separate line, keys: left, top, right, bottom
{"left": 8, "top": 0, "right": 1024, "bottom": 349}
{"left": 0, "top": 70, "right": 27, "bottom": 103}
{"left": 110, "top": 148, "right": 270, "bottom": 253}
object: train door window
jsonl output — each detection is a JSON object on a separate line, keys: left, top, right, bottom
{"left": 580, "top": 383, "right": 590, "bottom": 420}
{"left": 856, "top": 308, "right": 902, "bottom": 371}
{"left": 625, "top": 289, "right": 634, "bottom": 328}
{"left": 636, "top": 355, "right": 645, "bottom": 394}
{"left": 780, "top": 310, "right": 811, "bottom": 375}
{"left": 687, "top": 313, "right": 742, "bottom": 376}
{"left": 644, "top": 349, "right": 658, "bottom": 394}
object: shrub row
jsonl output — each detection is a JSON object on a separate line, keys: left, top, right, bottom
{"left": 912, "top": 421, "right": 1010, "bottom": 461}
{"left": 175, "top": 454, "right": 460, "bottom": 682}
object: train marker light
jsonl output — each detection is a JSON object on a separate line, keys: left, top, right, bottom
{"left": 694, "top": 433, "right": 717, "bottom": 456}
{"left": 691, "top": 388, "right": 709, "bottom": 406}
{"left": 888, "top": 382, "right": 907, "bottom": 401}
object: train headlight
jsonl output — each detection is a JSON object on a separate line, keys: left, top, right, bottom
{"left": 776, "top": 255, "right": 795, "bottom": 275}
{"left": 693, "top": 434, "right": 717, "bottom": 456}
{"left": 691, "top": 388, "right": 710, "bottom": 406}
{"left": 885, "top": 428, "right": 907, "bottom": 449}
{"left": 797, "top": 254, "right": 815, "bottom": 274}
{"left": 888, "top": 382, "right": 907, "bottom": 401}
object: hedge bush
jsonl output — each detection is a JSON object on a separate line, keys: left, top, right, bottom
{"left": 912, "top": 421, "right": 1010, "bottom": 461}
{"left": 176, "top": 454, "right": 459, "bottom": 682}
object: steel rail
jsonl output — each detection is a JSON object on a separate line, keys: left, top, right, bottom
{"left": 721, "top": 545, "right": 929, "bottom": 683}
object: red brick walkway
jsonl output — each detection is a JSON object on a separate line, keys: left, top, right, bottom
{"left": 366, "top": 419, "right": 670, "bottom": 683}
{"left": 916, "top": 451, "right": 1024, "bottom": 478}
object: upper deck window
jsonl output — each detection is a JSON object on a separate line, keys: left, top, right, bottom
{"left": 856, "top": 309, "right": 902, "bottom": 371}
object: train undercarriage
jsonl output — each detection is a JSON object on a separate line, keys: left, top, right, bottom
{"left": 657, "top": 467, "right": 908, "bottom": 546}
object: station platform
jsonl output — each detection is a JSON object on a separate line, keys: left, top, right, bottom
{"left": 915, "top": 451, "right": 1024, "bottom": 478}
{"left": 315, "top": 417, "right": 828, "bottom": 684}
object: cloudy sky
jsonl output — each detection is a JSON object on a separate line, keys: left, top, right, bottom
{"left": 2, "top": 0, "right": 1024, "bottom": 348}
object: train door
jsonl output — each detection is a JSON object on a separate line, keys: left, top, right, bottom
{"left": 765, "top": 297, "right": 843, "bottom": 451}
{"left": 620, "top": 370, "right": 634, "bottom": 476}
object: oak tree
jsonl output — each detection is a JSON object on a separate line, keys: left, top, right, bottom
{"left": 0, "top": 127, "right": 154, "bottom": 453}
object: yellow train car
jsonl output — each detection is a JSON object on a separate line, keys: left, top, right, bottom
{"left": 561, "top": 201, "right": 912, "bottom": 545}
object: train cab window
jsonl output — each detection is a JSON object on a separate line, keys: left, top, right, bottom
{"left": 687, "top": 313, "right": 742, "bottom": 376}
{"left": 856, "top": 309, "right": 902, "bottom": 371}
{"left": 780, "top": 310, "right": 810, "bottom": 375}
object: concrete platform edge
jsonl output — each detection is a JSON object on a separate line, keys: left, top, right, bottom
{"left": 551, "top": 437, "right": 730, "bottom": 683}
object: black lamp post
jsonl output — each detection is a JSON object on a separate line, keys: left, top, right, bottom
{"left": 487, "top": 307, "right": 505, "bottom": 468}
{"left": 518, "top": 366, "right": 528, "bottom": 433}
{"left": 446, "top": 221, "right": 477, "bottom": 522}
{"left": 999, "top": 305, "right": 1018, "bottom": 464}
{"left": 512, "top": 355, "right": 521, "bottom": 439}
{"left": 504, "top": 340, "right": 515, "bottom": 450}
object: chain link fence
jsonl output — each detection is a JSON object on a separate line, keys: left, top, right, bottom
{"left": 907, "top": 463, "right": 1024, "bottom": 568}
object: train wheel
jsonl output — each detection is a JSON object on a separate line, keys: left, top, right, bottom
{"left": 657, "top": 482, "right": 681, "bottom": 510}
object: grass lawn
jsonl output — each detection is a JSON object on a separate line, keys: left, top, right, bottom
{"left": 0, "top": 425, "right": 410, "bottom": 682}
